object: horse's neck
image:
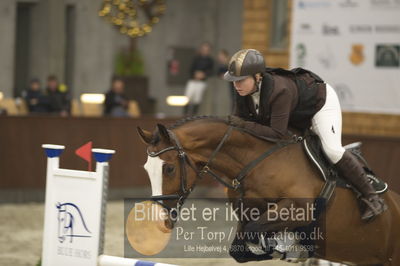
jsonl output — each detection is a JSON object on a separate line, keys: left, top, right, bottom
{"left": 209, "top": 126, "right": 322, "bottom": 198}
{"left": 180, "top": 123, "right": 276, "bottom": 180}
{"left": 180, "top": 122, "right": 322, "bottom": 199}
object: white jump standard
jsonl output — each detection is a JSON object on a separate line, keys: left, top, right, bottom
{"left": 41, "top": 144, "right": 114, "bottom": 266}
{"left": 41, "top": 144, "right": 175, "bottom": 266}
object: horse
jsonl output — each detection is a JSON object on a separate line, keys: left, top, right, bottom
{"left": 137, "top": 116, "right": 400, "bottom": 265}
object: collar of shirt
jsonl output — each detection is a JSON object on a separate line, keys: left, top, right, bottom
{"left": 251, "top": 82, "right": 262, "bottom": 114}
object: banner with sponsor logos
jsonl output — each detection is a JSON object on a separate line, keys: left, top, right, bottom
{"left": 290, "top": 0, "right": 400, "bottom": 114}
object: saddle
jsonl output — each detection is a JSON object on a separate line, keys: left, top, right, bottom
{"left": 302, "top": 131, "right": 388, "bottom": 195}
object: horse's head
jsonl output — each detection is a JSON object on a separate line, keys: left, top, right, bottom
{"left": 137, "top": 123, "right": 201, "bottom": 228}
{"left": 137, "top": 117, "right": 265, "bottom": 229}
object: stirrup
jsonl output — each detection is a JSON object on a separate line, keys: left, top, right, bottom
{"left": 360, "top": 197, "right": 387, "bottom": 221}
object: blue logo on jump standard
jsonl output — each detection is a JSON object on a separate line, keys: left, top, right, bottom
{"left": 56, "top": 202, "right": 92, "bottom": 243}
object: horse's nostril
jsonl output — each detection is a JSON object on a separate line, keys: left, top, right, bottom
{"left": 170, "top": 209, "right": 178, "bottom": 220}
{"left": 164, "top": 218, "right": 174, "bottom": 230}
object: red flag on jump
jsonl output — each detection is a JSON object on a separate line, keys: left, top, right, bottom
{"left": 75, "top": 141, "right": 93, "bottom": 171}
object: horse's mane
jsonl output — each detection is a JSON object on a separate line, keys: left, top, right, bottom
{"left": 167, "top": 115, "right": 282, "bottom": 143}
{"left": 168, "top": 115, "right": 229, "bottom": 130}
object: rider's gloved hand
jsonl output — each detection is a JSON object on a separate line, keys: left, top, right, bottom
{"left": 228, "top": 115, "right": 245, "bottom": 127}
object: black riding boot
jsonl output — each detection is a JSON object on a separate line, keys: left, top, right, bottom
{"left": 335, "top": 151, "right": 387, "bottom": 221}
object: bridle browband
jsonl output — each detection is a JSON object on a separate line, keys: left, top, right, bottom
{"left": 147, "top": 126, "right": 302, "bottom": 216}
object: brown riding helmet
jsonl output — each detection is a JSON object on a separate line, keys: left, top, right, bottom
{"left": 223, "top": 49, "right": 265, "bottom": 82}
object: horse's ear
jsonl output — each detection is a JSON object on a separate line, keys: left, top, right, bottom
{"left": 137, "top": 127, "right": 153, "bottom": 144}
{"left": 157, "top": 123, "right": 171, "bottom": 143}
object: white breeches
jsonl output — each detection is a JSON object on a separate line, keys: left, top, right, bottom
{"left": 184, "top": 80, "right": 207, "bottom": 104}
{"left": 310, "top": 84, "right": 346, "bottom": 164}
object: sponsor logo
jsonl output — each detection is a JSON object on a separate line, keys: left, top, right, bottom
{"left": 295, "top": 43, "right": 307, "bottom": 67}
{"left": 57, "top": 202, "right": 92, "bottom": 243}
{"left": 298, "top": 0, "right": 331, "bottom": 9}
{"left": 349, "top": 24, "right": 373, "bottom": 34}
{"left": 375, "top": 25, "right": 400, "bottom": 34}
{"left": 318, "top": 45, "right": 336, "bottom": 69}
{"left": 298, "top": 23, "right": 314, "bottom": 34}
{"left": 375, "top": 44, "right": 400, "bottom": 67}
{"left": 350, "top": 24, "right": 400, "bottom": 34}
{"left": 322, "top": 24, "right": 340, "bottom": 35}
{"left": 370, "top": 0, "right": 400, "bottom": 8}
{"left": 333, "top": 84, "right": 354, "bottom": 108}
{"left": 349, "top": 44, "right": 365, "bottom": 66}
{"left": 339, "top": 0, "right": 359, "bottom": 8}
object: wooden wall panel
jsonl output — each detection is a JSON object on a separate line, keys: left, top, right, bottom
{"left": 242, "top": 0, "right": 291, "bottom": 68}
{"left": 0, "top": 116, "right": 177, "bottom": 189}
{"left": 0, "top": 116, "right": 399, "bottom": 194}
{"left": 343, "top": 112, "right": 400, "bottom": 138}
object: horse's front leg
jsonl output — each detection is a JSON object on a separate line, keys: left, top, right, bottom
{"left": 243, "top": 198, "right": 318, "bottom": 262}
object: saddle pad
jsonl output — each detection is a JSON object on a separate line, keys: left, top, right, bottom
{"left": 302, "top": 134, "right": 388, "bottom": 194}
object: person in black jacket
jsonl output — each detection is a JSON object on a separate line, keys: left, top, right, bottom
{"left": 43, "top": 75, "right": 70, "bottom": 116}
{"left": 184, "top": 42, "right": 214, "bottom": 116}
{"left": 189, "top": 42, "right": 214, "bottom": 80}
{"left": 104, "top": 77, "right": 129, "bottom": 117}
{"left": 23, "top": 78, "right": 47, "bottom": 113}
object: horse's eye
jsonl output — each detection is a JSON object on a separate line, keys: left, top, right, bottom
{"left": 163, "top": 164, "right": 175, "bottom": 176}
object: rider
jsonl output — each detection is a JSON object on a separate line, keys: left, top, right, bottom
{"left": 224, "top": 48, "right": 387, "bottom": 221}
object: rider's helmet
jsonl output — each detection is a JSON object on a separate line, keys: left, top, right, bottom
{"left": 223, "top": 49, "right": 265, "bottom": 82}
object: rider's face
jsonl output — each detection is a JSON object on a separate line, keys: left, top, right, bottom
{"left": 233, "top": 76, "right": 256, "bottom": 96}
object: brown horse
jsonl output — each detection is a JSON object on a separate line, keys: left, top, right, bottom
{"left": 137, "top": 117, "right": 400, "bottom": 265}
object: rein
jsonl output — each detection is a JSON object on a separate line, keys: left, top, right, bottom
{"left": 147, "top": 126, "right": 303, "bottom": 215}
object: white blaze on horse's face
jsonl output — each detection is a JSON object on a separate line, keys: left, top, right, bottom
{"left": 144, "top": 155, "right": 164, "bottom": 196}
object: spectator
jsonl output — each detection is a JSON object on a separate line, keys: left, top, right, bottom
{"left": 216, "top": 49, "right": 236, "bottom": 112}
{"left": 44, "top": 75, "right": 71, "bottom": 116}
{"left": 184, "top": 42, "right": 214, "bottom": 116}
{"left": 104, "top": 77, "right": 129, "bottom": 117}
{"left": 22, "top": 78, "right": 47, "bottom": 113}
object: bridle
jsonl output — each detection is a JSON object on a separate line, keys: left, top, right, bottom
{"left": 147, "top": 129, "right": 203, "bottom": 215}
{"left": 147, "top": 126, "right": 302, "bottom": 219}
